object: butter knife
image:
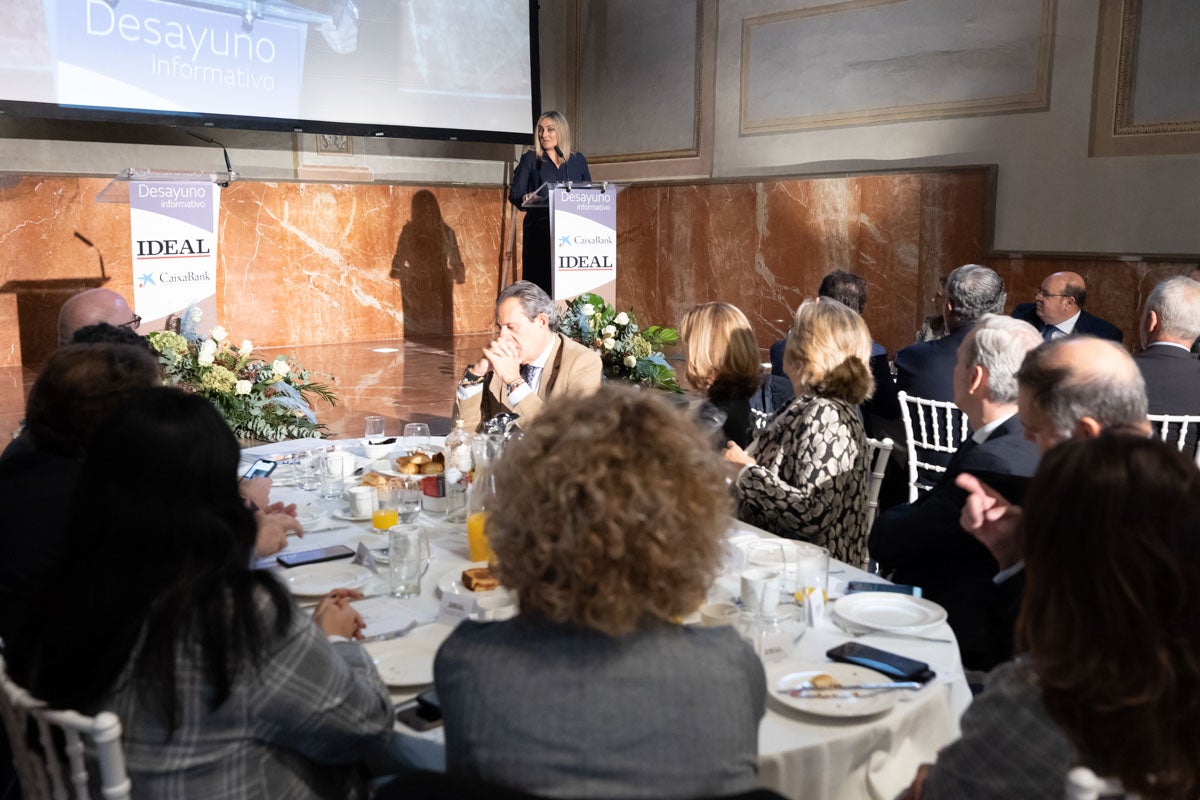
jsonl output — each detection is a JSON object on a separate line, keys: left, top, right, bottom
{"left": 778, "top": 681, "right": 922, "bottom": 695}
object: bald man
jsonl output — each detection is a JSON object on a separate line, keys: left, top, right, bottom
{"left": 1011, "top": 270, "right": 1123, "bottom": 343}
{"left": 57, "top": 288, "right": 139, "bottom": 346}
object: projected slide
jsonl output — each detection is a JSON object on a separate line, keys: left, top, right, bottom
{"left": 2, "top": 0, "right": 534, "bottom": 137}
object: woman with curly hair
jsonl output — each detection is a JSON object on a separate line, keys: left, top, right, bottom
{"left": 904, "top": 433, "right": 1200, "bottom": 799}
{"left": 434, "top": 384, "right": 765, "bottom": 799}
{"left": 680, "top": 302, "right": 765, "bottom": 449}
{"left": 725, "top": 298, "right": 873, "bottom": 565}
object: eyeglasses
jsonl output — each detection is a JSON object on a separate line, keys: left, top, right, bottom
{"left": 1035, "top": 289, "right": 1073, "bottom": 300}
{"left": 120, "top": 314, "right": 142, "bottom": 330}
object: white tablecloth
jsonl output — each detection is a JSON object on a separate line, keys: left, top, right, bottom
{"left": 244, "top": 439, "right": 971, "bottom": 800}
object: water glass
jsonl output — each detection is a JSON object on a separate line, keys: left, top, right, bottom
{"left": 794, "top": 543, "right": 830, "bottom": 623}
{"left": 388, "top": 524, "right": 431, "bottom": 598}
{"left": 320, "top": 451, "right": 351, "bottom": 499}
{"left": 404, "top": 422, "right": 431, "bottom": 451}
{"left": 297, "top": 449, "right": 322, "bottom": 492}
{"left": 364, "top": 415, "right": 387, "bottom": 442}
{"left": 397, "top": 475, "right": 423, "bottom": 523}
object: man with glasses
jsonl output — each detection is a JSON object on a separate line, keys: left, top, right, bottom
{"left": 1011, "top": 271, "right": 1122, "bottom": 343}
{"left": 57, "top": 288, "right": 140, "bottom": 346}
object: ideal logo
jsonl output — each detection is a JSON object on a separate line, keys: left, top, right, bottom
{"left": 135, "top": 239, "right": 212, "bottom": 258}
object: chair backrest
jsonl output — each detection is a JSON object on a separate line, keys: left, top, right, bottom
{"left": 1063, "top": 766, "right": 1131, "bottom": 800}
{"left": 897, "top": 391, "right": 969, "bottom": 502}
{"left": 0, "top": 656, "right": 131, "bottom": 800}
{"left": 1147, "top": 413, "right": 1200, "bottom": 467}
{"left": 864, "top": 437, "right": 894, "bottom": 530}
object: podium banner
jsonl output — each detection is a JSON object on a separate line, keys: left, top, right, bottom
{"left": 550, "top": 186, "right": 617, "bottom": 303}
{"left": 130, "top": 180, "right": 219, "bottom": 334}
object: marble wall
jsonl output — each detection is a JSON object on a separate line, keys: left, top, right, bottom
{"left": 2, "top": 168, "right": 1194, "bottom": 368}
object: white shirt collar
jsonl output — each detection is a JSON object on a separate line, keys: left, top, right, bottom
{"left": 971, "top": 411, "right": 1016, "bottom": 445}
{"left": 1051, "top": 309, "right": 1081, "bottom": 336}
{"left": 529, "top": 336, "right": 556, "bottom": 370}
{"left": 1146, "top": 340, "right": 1192, "bottom": 353}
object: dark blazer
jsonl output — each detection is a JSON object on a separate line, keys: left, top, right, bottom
{"left": 894, "top": 324, "right": 971, "bottom": 403}
{"left": 868, "top": 414, "right": 1040, "bottom": 671}
{"left": 770, "top": 339, "right": 899, "bottom": 434}
{"left": 1133, "top": 343, "right": 1200, "bottom": 415}
{"left": 1011, "top": 303, "right": 1123, "bottom": 343}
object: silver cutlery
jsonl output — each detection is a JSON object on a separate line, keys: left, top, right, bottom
{"left": 844, "top": 628, "right": 953, "bottom": 644}
{"left": 359, "top": 620, "right": 419, "bottom": 643}
{"left": 778, "top": 681, "right": 921, "bottom": 696}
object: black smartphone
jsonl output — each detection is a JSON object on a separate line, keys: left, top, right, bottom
{"left": 416, "top": 689, "right": 441, "bottom": 711}
{"left": 395, "top": 701, "right": 443, "bottom": 732}
{"left": 241, "top": 458, "right": 278, "bottom": 480}
{"left": 845, "top": 580, "right": 923, "bottom": 598}
{"left": 276, "top": 545, "right": 355, "bottom": 568}
{"left": 826, "top": 642, "right": 936, "bottom": 683}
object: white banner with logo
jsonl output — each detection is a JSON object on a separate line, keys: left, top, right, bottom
{"left": 550, "top": 186, "right": 622, "bottom": 303}
{"left": 130, "top": 181, "right": 219, "bottom": 334}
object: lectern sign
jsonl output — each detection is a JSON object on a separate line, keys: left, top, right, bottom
{"left": 550, "top": 186, "right": 617, "bottom": 304}
{"left": 130, "top": 180, "right": 219, "bottom": 333}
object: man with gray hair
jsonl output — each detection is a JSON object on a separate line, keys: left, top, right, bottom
{"left": 871, "top": 313, "right": 1042, "bottom": 670}
{"left": 452, "top": 281, "right": 601, "bottom": 431}
{"left": 895, "top": 264, "right": 1007, "bottom": 401}
{"left": 1133, "top": 275, "right": 1200, "bottom": 415}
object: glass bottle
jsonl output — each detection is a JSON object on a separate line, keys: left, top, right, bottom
{"left": 444, "top": 419, "right": 473, "bottom": 523}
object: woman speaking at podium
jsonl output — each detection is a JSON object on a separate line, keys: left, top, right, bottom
{"left": 509, "top": 111, "right": 591, "bottom": 295}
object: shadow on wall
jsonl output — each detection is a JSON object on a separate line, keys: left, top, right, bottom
{"left": 392, "top": 190, "right": 466, "bottom": 338}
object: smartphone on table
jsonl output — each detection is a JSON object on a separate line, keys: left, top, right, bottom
{"left": 845, "top": 580, "right": 923, "bottom": 598}
{"left": 276, "top": 545, "right": 354, "bottom": 568}
{"left": 396, "top": 689, "right": 443, "bottom": 732}
{"left": 826, "top": 642, "right": 936, "bottom": 683}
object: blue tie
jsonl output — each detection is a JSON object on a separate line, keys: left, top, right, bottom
{"left": 1042, "top": 325, "right": 1059, "bottom": 342}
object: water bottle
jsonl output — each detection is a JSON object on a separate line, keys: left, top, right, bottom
{"left": 444, "top": 419, "right": 472, "bottom": 523}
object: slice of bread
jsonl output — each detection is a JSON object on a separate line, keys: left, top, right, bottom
{"left": 461, "top": 567, "right": 499, "bottom": 592}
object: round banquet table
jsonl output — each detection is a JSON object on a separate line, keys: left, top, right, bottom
{"left": 243, "top": 439, "right": 973, "bottom": 800}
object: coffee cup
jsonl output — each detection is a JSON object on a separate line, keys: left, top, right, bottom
{"left": 347, "top": 486, "right": 376, "bottom": 518}
{"left": 699, "top": 602, "right": 740, "bottom": 627}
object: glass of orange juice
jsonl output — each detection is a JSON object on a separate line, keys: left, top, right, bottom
{"left": 466, "top": 511, "right": 494, "bottom": 562}
{"left": 373, "top": 484, "right": 400, "bottom": 531}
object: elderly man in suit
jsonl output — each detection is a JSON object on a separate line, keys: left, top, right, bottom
{"left": 453, "top": 281, "right": 602, "bottom": 431}
{"left": 870, "top": 314, "right": 1043, "bottom": 670}
{"left": 1011, "top": 270, "right": 1123, "bottom": 343}
{"left": 1134, "top": 275, "right": 1200, "bottom": 415}
{"left": 895, "top": 264, "right": 1007, "bottom": 402}
{"left": 57, "top": 288, "right": 140, "bottom": 346}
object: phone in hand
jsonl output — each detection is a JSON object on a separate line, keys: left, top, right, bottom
{"left": 241, "top": 458, "right": 278, "bottom": 480}
{"left": 826, "top": 642, "right": 936, "bottom": 683}
{"left": 845, "top": 580, "right": 923, "bottom": 598}
{"left": 276, "top": 545, "right": 354, "bottom": 568}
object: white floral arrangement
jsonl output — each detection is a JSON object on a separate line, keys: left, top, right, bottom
{"left": 558, "top": 293, "right": 681, "bottom": 392}
{"left": 147, "top": 326, "right": 336, "bottom": 442}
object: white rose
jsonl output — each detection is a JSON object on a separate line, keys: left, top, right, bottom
{"left": 271, "top": 358, "right": 291, "bottom": 376}
{"left": 235, "top": 379, "right": 252, "bottom": 395}
{"left": 623, "top": 355, "right": 637, "bottom": 368}
{"left": 602, "top": 338, "right": 616, "bottom": 350}
{"left": 197, "top": 340, "right": 217, "bottom": 366}
{"left": 614, "top": 312, "right": 630, "bottom": 325}
{"left": 603, "top": 324, "right": 617, "bottom": 336}
{"left": 210, "top": 325, "right": 227, "bottom": 342}
{"left": 580, "top": 303, "right": 595, "bottom": 317}
{"left": 239, "top": 339, "right": 253, "bottom": 356}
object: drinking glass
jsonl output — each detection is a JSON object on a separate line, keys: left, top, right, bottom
{"left": 388, "top": 524, "right": 431, "bottom": 598}
{"left": 404, "top": 422, "right": 431, "bottom": 451}
{"left": 297, "top": 449, "right": 322, "bottom": 492}
{"left": 364, "top": 415, "right": 387, "bottom": 442}
{"left": 794, "top": 543, "right": 830, "bottom": 624}
{"left": 319, "top": 451, "right": 351, "bottom": 499}
{"left": 397, "top": 475, "right": 423, "bottom": 523}
{"left": 373, "top": 484, "right": 400, "bottom": 531}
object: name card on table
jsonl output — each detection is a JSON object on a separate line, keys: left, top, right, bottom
{"left": 437, "top": 592, "right": 478, "bottom": 625}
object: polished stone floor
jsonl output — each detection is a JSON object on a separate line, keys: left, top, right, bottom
{"left": 0, "top": 334, "right": 494, "bottom": 443}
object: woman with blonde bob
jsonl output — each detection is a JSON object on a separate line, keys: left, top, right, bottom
{"left": 434, "top": 385, "right": 765, "bottom": 799}
{"left": 726, "top": 298, "right": 873, "bottom": 564}
{"left": 680, "top": 302, "right": 764, "bottom": 448}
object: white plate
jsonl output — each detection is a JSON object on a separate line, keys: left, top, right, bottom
{"left": 294, "top": 504, "right": 331, "bottom": 530}
{"left": 369, "top": 623, "right": 456, "bottom": 687}
{"left": 767, "top": 662, "right": 902, "bottom": 718}
{"left": 833, "top": 592, "right": 947, "bottom": 634}
{"left": 281, "top": 561, "right": 372, "bottom": 597}
{"left": 437, "top": 562, "right": 502, "bottom": 597}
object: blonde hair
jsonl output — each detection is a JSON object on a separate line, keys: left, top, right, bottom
{"left": 680, "top": 302, "right": 762, "bottom": 398}
{"left": 534, "top": 111, "right": 573, "bottom": 159}
{"left": 488, "top": 385, "right": 729, "bottom": 637}
{"left": 784, "top": 298, "right": 874, "bottom": 403}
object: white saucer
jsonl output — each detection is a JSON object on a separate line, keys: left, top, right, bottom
{"left": 282, "top": 561, "right": 372, "bottom": 597}
{"left": 767, "top": 662, "right": 902, "bottom": 719}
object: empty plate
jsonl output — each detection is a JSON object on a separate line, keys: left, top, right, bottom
{"left": 833, "top": 593, "right": 947, "bottom": 633}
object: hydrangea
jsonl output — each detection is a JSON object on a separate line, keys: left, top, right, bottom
{"left": 210, "top": 325, "right": 227, "bottom": 343}
{"left": 235, "top": 379, "right": 252, "bottom": 395}
{"left": 614, "top": 312, "right": 630, "bottom": 326}
{"left": 200, "top": 365, "right": 237, "bottom": 394}
{"left": 629, "top": 334, "right": 653, "bottom": 359}
{"left": 271, "top": 358, "right": 291, "bottom": 376}
{"left": 148, "top": 331, "right": 188, "bottom": 355}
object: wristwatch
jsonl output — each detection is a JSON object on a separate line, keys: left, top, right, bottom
{"left": 460, "top": 368, "right": 486, "bottom": 387}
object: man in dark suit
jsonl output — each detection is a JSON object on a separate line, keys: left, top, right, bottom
{"left": 1011, "top": 270, "right": 1123, "bottom": 343}
{"left": 895, "top": 264, "right": 1007, "bottom": 402}
{"left": 1134, "top": 275, "right": 1200, "bottom": 415}
{"left": 870, "top": 314, "right": 1043, "bottom": 671}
